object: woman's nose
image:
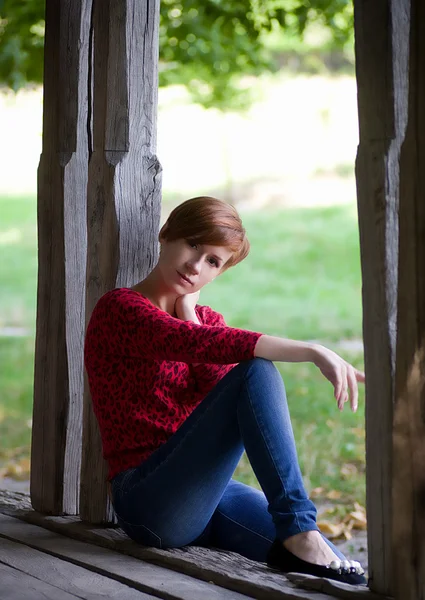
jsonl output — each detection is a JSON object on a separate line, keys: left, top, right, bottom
{"left": 186, "top": 260, "right": 201, "bottom": 275}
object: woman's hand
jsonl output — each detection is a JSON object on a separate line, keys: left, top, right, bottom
{"left": 312, "top": 344, "right": 365, "bottom": 412}
{"left": 174, "top": 291, "right": 201, "bottom": 323}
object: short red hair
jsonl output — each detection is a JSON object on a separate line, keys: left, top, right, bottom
{"left": 160, "top": 197, "right": 250, "bottom": 271}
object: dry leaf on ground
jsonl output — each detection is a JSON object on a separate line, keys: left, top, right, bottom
{"left": 0, "top": 457, "right": 31, "bottom": 480}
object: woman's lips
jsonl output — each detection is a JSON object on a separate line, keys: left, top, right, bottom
{"left": 177, "top": 271, "right": 193, "bottom": 285}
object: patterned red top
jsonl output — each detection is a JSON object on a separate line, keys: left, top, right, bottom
{"left": 84, "top": 288, "right": 262, "bottom": 479}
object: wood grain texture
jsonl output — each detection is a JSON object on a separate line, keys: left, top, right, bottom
{"left": 31, "top": 0, "right": 90, "bottom": 516}
{"left": 285, "top": 574, "right": 390, "bottom": 600}
{"left": 0, "top": 514, "right": 249, "bottom": 600}
{"left": 354, "top": 0, "right": 410, "bottom": 595}
{"left": 81, "top": 0, "right": 162, "bottom": 524}
{"left": 392, "top": 1, "right": 425, "bottom": 598}
{"left": 0, "top": 562, "right": 79, "bottom": 600}
{"left": 0, "top": 535, "right": 155, "bottom": 599}
{"left": 0, "top": 504, "right": 378, "bottom": 600}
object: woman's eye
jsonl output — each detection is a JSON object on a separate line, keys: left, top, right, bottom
{"left": 209, "top": 258, "right": 218, "bottom": 267}
{"left": 188, "top": 241, "right": 198, "bottom": 249}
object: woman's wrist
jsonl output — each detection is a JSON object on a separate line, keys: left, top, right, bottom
{"left": 254, "top": 335, "right": 318, "bottom": 363}
{"left": 175, "top": 305, "right": 200, "bottom": 324}
{"left": 174, "top": 293, "right": 201, "bottom": 324}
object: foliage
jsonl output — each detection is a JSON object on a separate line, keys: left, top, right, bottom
{"left": 0, "top": 0, "right": 353, "bottom": 108}
{"left": 0, "top": 0, "right": 45, "bottom": 90}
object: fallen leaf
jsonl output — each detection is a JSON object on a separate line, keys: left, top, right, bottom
{"left": 1, "top": 457, "right": 31, "bottom": 480}
{"left": 340, "top": 463, "right": 358, "bottom": 478}
{"left": 326, "top": 489, "right": 342, "bottom": 500}
{"left": 318, "top": 520, "right": 354, "bottom": 540}
{"left": 318, "top": 520, "right": 346, "bottom": 536}
{"left": 310, "top": 487, "right": 324, "bottom": 498}
{"left": 344, "top": 508, "right": 367, "bottom": 529}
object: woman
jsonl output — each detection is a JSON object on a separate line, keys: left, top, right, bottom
{"left": 84, "top": 196, "right": 366, "bottom": 586}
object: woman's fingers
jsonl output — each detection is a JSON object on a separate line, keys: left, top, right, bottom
{"left": 346, "top": 367, "right": 358, "bottom": 412}
{"left": 335, "top": 365, "right": 360, "bottom": 412}
{"left": 334, "top": 371, "right": 344, "bottom": 402}
{"left": 337, "top": 364, "right": 360, "bottom": 412}
{"left": 337, "top": 365, "right": 347, "bottom": 410}
{"left": 315, "top": 346, "right": 364, "bottom": 411}
{"left": 355, "top": 369, "right": 365, "bottom": 383}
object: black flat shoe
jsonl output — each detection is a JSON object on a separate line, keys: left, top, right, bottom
{"left": 267, "top": 539, "right": 367, "bottom": 586}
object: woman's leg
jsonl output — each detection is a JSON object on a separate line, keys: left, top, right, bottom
{"left": 210, "top": 479, "right": 345, "bottom": 562}
{"left": 112, "top": 358, "right": 338, "bottom": 558}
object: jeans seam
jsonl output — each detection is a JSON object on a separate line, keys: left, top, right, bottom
{"left": 117, "top": 515, "right": 163, "bottom": 548}
{"left": 215, "top": 508, "right": 274, "bottom": 543}
{"left": 243, "top": 364, "right": 302, "bottom": 532}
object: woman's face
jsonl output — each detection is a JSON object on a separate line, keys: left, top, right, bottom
{"left": 158, "top": 238, "right": 233, "bottom": 293}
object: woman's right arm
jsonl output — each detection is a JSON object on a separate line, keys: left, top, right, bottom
{"left": 254, "top": 334, "right": 364, "bottom": 412}
{"left": 89, "top": 290, "right": 364, "bottom": 412}
{"left": 254, "top": 335, "right": 316, "bottom": 364}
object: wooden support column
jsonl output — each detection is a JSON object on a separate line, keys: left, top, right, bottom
{"left": 393, "top": 1, "right": 425, "bottom": 598}
{"left": 354, "top": 0, "right": 410, "bottom": 595}
{"left": 31, "top": 0, "right": 91, "bottom": 515}
{"left": 80, "top": 0, "right": 162, "bottom": 523}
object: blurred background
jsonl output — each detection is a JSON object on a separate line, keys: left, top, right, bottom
{"left": 0, "top": 0, "right": 366, "bottom": 549}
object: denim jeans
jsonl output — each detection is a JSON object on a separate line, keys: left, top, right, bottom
{"left": 111, "top": 358, "right": 345, "bottom": 563}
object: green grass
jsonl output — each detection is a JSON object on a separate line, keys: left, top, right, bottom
{"left": 0, "top": 195, "right": 37, "bottom": 331}
{"left": 201, "top": 204, "right": 362, "bottom": 342}
{"left": 0, "top": 194, "right": 365, "bottom": 505}
{"left": 0, "top": 336, "right": 34, "bottom": 451}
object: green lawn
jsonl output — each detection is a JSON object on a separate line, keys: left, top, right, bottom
{"left": 0, "top": 195, "right": 37, "bottom": 331}
{"left": 0, "top": 194, "right": 365, "bottom": 505}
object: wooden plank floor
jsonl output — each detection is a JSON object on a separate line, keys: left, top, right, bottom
{"left": 0, "top": 514, "right": 250, "bottom": 600}
{"left": 0, "top": 490, "right": 388, "bottom": 600}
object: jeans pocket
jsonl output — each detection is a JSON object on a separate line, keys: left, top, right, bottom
{"left": 116, "top": 514, "right": 162, "bottom": 548}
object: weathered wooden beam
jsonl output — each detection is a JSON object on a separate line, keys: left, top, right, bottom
{"left": 80, "top": 0, "right": 162, "bottom": 523}
{"left": 0, "top": 507, "right": 375, "bottom": 600}
{"left": 31, "top": 0, "right": 90, "bottom": 515}
{"left": 354, "top": 0, "right": 410, "bottom": 595}
{"left": 393, "top": 1, "right": 425, "bottom": 598}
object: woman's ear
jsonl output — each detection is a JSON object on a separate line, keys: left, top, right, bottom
{"left": 158, "top": 232, "right": 166, "bottom": 249}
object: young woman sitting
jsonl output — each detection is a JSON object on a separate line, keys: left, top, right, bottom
{"left": 84, "top": 196, "right": 366, "bottom": 586}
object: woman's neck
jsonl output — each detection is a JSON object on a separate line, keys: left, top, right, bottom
{"left": 132, "top": 271, "right": 178, "bottom": 316}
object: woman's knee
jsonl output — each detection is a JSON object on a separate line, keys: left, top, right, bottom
{"left": 247, "top": 357, "right": 276, "bottom": 369}
{"left": 246, "top": 357, "right": 283, "bottom": 384}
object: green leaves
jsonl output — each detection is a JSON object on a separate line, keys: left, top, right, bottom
{"left": 0, "top": 0, "right": 353, "bottom": 108}
{"left": 0, "top": 0, "right": 45, "bottom": 90}
{"left": 159, "top": 0, "right": 269, "bottom": 110}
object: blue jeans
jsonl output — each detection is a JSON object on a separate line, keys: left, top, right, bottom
{"left": 111, "top": 358, "right": 345, "bottom": 562}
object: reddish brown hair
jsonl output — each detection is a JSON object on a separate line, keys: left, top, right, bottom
{"left": 159, "top": 196, "right": 250, "bottom": 271}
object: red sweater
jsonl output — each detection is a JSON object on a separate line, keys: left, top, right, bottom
{"left": 84, "top": 288, "right": 262, "bottom": 479}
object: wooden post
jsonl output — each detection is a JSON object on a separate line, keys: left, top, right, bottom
{"left": 393, "top": 1, "right": 425, "bottom": 598}
{"left": 79, "top": 0, "right": 162, "bottom": 523}
{"left": 354, "top": 0, "right": 411, "bottom": 595}
{"left": 31, "top": 0, "right": 90, "bottom": 515}
{"left": 354, "top": 0, "right": 425, "bottom": 596}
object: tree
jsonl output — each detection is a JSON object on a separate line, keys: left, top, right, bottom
{"left": 0, "top": 0, "right": 353, "bottom": 108}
